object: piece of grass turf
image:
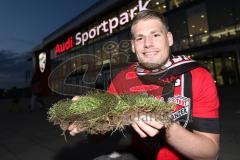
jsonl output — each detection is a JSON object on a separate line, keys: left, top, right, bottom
{"left": 47, "top": 91, "right": 175, "bottom": 134}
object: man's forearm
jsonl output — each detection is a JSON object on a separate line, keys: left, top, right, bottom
{"left": 166, "top": 123, "right": 220, "bottom": 160}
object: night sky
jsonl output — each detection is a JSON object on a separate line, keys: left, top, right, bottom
{"left": 0, "top": 0, "right": 98, "bottom": 90}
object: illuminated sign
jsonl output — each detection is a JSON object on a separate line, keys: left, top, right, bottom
{"left": 55, "top": 36, "right": 73, "bottom": 54}
{"left": 53, "top": 0, "right": 151, "bottom": 55}
{"left": 75, "top": 0, "right": 150, "bottom": 46}
{"left": 39, "top": 52, "right": 47, "bottom": 73}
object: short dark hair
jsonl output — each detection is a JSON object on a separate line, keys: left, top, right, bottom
{"left": 131, "top": 10, "right": 169, "bottom": 38}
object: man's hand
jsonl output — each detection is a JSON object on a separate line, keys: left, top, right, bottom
{"left": 72, "top": 96, "right": 80, "bottom": 101}
{"left": 68, "top": 124, "right": 84, "bottom": 136}
{"left": 132, "top": 115, "right": 220, "bottom": 159}
{"left": 131, "top": 115, "right": 164, "bottom": 138}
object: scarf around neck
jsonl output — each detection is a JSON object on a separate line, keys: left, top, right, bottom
{"left": 136, "top": 55, "right": 201, "bottom": 86}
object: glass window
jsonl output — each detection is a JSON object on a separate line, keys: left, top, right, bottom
{"left": 194, "top": 52, "right": 240, "bottom": 86}
{"left": 233, "top": 1, "right": 240, "bottom": 23}
{"left": 207, "top": 0, "right": 234, "bottom": 31}
{"left": 187, "top": 3, "right": 209, "bottom": 36}
{"left": 219, "top": 55, "right": 239, "bottom": 86}
{"left": 167, "top": 9, "right": 188, "bottom": 51}
{"left": 102, "top": 36, "right": 117, "bottom": 62}
{"left": 232, "top": 1, "right": 240, "bottom": 36}
{"left": 186, "top": 3, "right": 209, "bottom": 47}
{"left": 150, "top": 0, "right": 167, "bottom": 14}
{"left": 118, "top": 1, "right": 134, "bottom": 31}
{"left": 205, "top": 0, "right": 239, "bottom": 42}
{"left": 168, "top": 0, "right": 188, "bottom": 10}
{"left": 94, "top": 42, "right": 102, "bottom": 57}
{"left": 116, "top": 30, "right": 132, "bottom": 64}
{"left": 199, "top": 59, "right": 215, "bottom": 78}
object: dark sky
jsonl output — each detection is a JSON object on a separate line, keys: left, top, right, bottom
{"left": 0, "top": 0, "right": 98, "bottom": 90}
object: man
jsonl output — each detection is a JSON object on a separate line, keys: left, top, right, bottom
{"left": 69, "top": 10, "right": 220, "bottom": 160}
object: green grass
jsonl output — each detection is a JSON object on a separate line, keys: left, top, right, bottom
{"left": 47, "top": 91, "right": 175, "bottom": 134}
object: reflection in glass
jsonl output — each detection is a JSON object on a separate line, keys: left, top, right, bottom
{"left": 150, "top": 0, "right": 167, "bottom": 13}
{"left": 187, "top": 3, "right": 209, "bottom": 37}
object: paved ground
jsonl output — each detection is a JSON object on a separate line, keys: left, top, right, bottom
{"left": 0, "top": 87, "right": 239, "bottom": 160}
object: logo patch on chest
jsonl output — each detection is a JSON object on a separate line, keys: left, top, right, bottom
{"left": 168, "top": 95, "right": 191, "bottom": 128}
{"left": 168, "top": 95, "right": 190, "bottom": 107}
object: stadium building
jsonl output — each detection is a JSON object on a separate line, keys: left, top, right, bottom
{"left": 32, "top": 0, "right": 240, "bottom": 96}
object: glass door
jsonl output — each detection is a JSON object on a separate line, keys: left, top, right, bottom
{"left": 215, "top": 54, "right": 239, "bottom": 86}
{"left": 195, "top": 52, "right": 239, "bottom": 86}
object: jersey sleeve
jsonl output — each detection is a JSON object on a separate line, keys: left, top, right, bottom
{"left": 107, "top": 64, "right": 138, "bottom": 95}
{"left": 191, "top": 67, "right": 220, "bottom": 133}
{"left": 107, "top": 67, "right": 129, "bottom": 95}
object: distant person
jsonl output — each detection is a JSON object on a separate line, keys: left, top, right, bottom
{"left": 221, "top": 66, "right": 236, "bottom": 86}
{"left": 29, "top": 79, "right": 45, "bottom": 112}
{"left": 9, "top": 86, "right": 21, "bottom": 112}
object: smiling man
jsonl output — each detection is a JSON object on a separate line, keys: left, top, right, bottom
{"left": 107, "top": 10, "right": 220, "bottom": 160}
{"left": 131, "top": 15, "right": 172, "bottom": 69}
{"left": 68, "top": 10, "right": 220, "bottom": 160}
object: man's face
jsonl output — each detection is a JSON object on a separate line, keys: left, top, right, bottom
{"left": 131, "top": 18, "right": 173, "bottom": 69}
{"left": 39, "top": 52, "right": 46, "bottom": 73}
